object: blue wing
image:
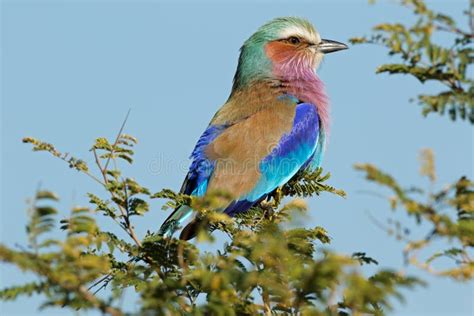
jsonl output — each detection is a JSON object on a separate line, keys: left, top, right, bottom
{"left": 180, "top": 124, "right": 227, "bottom": 197}
{"left": 226, "top": 102, "right": 322, "bottom": 216}
{"left": 158, "top": 124, "right": 227, "bottom": 236}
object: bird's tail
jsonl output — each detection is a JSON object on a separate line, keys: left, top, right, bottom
{"left": 179, "top": 218, "right": 203, "bottom": 240}
{"left": 159, "top": 205, "right": 209, "bottom": 240}
{"left": 158, "top": 205, "right": 194, "bottom": 238}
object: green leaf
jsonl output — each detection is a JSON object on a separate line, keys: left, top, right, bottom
{"left": 36, "top": 191, "right": 59, "bottom": 201}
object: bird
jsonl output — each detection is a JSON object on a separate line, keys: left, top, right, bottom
{"left": 159, "top": 17, "right": 347, "bottom": 240}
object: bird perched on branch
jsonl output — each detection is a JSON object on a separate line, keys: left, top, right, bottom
{"left": 159, "top": 17, "right": 347, "bottom": 240}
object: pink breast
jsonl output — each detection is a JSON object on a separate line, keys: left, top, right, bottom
{"left": 275, "top": 60, "right": 330, "bottom": 136}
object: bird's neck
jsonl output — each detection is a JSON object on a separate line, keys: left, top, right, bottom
{"left": 290, "top": 77, "right": 329, "bottom": 135}
{"left": 272, "top": 59, "right": 330, "bottom": 134}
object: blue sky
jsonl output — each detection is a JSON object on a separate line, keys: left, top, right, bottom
{"left": 1, "top": 0, "right": 472, "bottom": 315}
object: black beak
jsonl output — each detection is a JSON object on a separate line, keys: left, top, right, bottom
{"left": 318, "top": 39, "right": 348, "bottom": 54}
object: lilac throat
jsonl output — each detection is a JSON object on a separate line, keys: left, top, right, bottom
{"left": 273, "top": 60, "right": 330, "bottom": 136}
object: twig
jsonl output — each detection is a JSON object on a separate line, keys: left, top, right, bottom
{"left": 104, "top": 109, "right": 131, "bottom": 172}
{"left": 91, "top": 110, "right": 142, "bottom": 248}
{"left": 91, "top": 276, "right": 113, "bottom": 296}
{"left": 33, "top": 256, "right": 123, "bottom": 316}
{"left": 77, "top": 285, "right": 123, "bottom": 316}
{"left": 87, "top": 273, "right": 112, "bottom": 292}
{"left": 434, "top": 24, "right": 474, "bottom": 38}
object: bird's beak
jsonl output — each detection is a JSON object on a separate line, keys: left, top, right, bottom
{"left": 318, "top": 39, "right": 348, "bottom": 54}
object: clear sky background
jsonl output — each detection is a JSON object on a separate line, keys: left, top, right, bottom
{"left": 1, "top": 0, "right": 473, "bottom": 315}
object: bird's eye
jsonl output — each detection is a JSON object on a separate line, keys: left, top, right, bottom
{"left": 288, "top": 36, "right": 300, "bottom": 45}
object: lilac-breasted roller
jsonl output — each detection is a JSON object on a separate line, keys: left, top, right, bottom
{"left": 159, "top": 17, "right": 347, "bottom": 240}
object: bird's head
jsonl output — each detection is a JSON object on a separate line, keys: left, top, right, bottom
{"left": 232, "top": 17, "right": 347, "bottom": 90}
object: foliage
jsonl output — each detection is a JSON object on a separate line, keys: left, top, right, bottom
{"left": 349, "top": 0, "right": 473, "bottom": 282}
{"left": 0, "top": 133, "right": 424, "bottom": 315}
{"left": 355, "top": 149, "right": 473, "bottom": 280}
{"left": 0, "top": 191, "right": 117, "bottom": 314}
{"left": 350, "top": 0, "right": 474, "bottom": 122}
